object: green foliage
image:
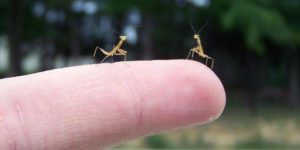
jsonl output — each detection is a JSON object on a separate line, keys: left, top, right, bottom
{"left": 235, "top": 135, "right": 292, "bottom": 148}
{"left": 145, "top": 135, "right": 170, "bottom": 148}
{"left": 221, "top": 0, "right": 293, "bottom": 54}
{"left": 105, "top": 0, "right": 176, "bottom": 15}
{"left": 0, "top": 0, "right": 9, "bottom": 34}
{"left": 46, "top": 0, "right": 73, "bottom": 8}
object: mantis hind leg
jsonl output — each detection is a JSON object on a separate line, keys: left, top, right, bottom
{"left": 101, "top": 55, "right": 110, "bottom": 63}
{"left": 115, "top": 54, "right": 127, "bottom": 61}
{"left": 186, "top": 50, "right": 192, "bottom": 59}
{"left": 123, "top": 54, "right": 127, "bottom": 61}
{"left": 93, "top": 47, "right": 102, "bottom": 58}
{"left": 91, "top": 47, "right": 102, "bottom": 64}
{"left": 191, "top": 51, "right": 195, "bottom": 59}
{"left": 206, "top": 57, "right": 214, "bottom": 69}
{"left": 210, "top": 58, "right": 214, "bottom": 69}
{"left": 117, "top": 49, "right": 127, "bottom": 61}
{"left": 186, "top": 50, "right": 195, "bottom": 59}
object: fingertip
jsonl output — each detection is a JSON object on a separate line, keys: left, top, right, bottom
{"left": 167, "top": 59, "right": 226, "bottom": 125}
{"left": 124, "top": 59, "right": 226, "bottom": 131}
{"left": 188, "top": 59, "right": 226, "bottom": 120}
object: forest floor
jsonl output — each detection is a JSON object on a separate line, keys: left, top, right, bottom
{"left": 117, "top": 97, "right": 300, "bottom": 149}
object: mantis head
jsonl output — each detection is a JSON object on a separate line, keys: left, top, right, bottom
{"left": 194, "top": 34, "right": 200, "bottom": 39}
{"left": 119, "top": 36, "right": 127, "bottom": 41}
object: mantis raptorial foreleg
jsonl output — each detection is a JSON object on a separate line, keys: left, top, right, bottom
{"left": 101, "top": 55, "right": 110, "bottom": 63}
{"left": 114, "top": 49, "right": 127, "bottom": 61}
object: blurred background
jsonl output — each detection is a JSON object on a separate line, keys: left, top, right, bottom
{"left": 0, "top": 0, "right": 300, "bottom": 149}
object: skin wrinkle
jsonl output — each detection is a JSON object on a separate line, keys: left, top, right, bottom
{"left": 130, "top": 64, "right": 170, "bottom": 133}
{"left": 153, "top": 68, "right": 192, "bottom": 129}
{"left": 114, "top": 60, "right": 217, "bottom": 134}
{"left": 58, "top": 106, "right": 98, "bottom": 148}
{"left": 44, "top": 66, "right": 94, "bottom": 101}
{"left": 0, "top": 85, "right": 22, "bottom": 150}
{"left": 0, "top": 111, "right": 16, "bottom": 150}
{"left": 134, "top": 68, "right": 164, "bottom": 133}
{"left": 14, "top": 101, "right": 32, "bottom": 150}
{"left": 114, "top": 62, "right": 150, "bottom": 133}
{"left": 51, "top": 64, "right": 134, "bottom": 149}
{"left": 61, "top": 92, "right": 119, "bottom": 148}
{"left": 8, "top": 77, "right": 63, "bottom": 149}
{"left": 106, "top": 63, "right": 142, "bottom": 135}
{"left": 24, "top": 73, "right": 78, "bottom": 149}
{"left": 35, "top": 90, "right": 58, "bottom": 150}
{"left": 72, "top": 66, "right": 111, "bottom": 95}
{"left": 42, "top": 100, "right": 57, "bottom": 150}
{"left": 113, "top": 64, "right": 163, "bottom": 134}
{"left": 44, "top": 93, "right": 70, "bottom": 150}
{"left": 21, "top": 75, "right": 53, "bottom": 150}
{"left": 119, "top": 61, "right": 196, "bottom": 133}
{"left": 43, "top": 86, "right": 68, "bottom": 149}
{"left": 86, "top": 66, "right": 120, "bottom": 100}
{"left": 102, "top": 63, "right": 133, "bottom": 122}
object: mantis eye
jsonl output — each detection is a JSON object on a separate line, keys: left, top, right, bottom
{"left": 120, "top": 36, "right": 127, "bottom": 40}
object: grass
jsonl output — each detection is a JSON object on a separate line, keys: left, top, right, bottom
{"left": 115, "top": 99, "right": 300, "bottom": 149}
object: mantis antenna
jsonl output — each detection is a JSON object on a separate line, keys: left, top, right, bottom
{"left": 110, "top": 25, "right": 142, "bottom": 35}
{"left": 189, "top": 21, "right": 197, "bottom": 35}
{"left": 197, "top": 22, "right": 208, "bottom": 34}
{"left": 189, "top": 21, "right": 208, "bottom": 34}
{"left": 109, "top": 29, "right": 122, "bottom": 35}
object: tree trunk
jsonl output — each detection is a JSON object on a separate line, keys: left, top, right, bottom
{"left": 70, "top": 20, "right": 81, "bottom": 62}
{"left": 245, "top": 52, "right": 260, "bottom": 116}
{"left": 41, "top": 38, "right": 55, "bottom": 71}
{"left": 141, "top": 14, "right": 155, "bottom": 59}
{"left": 289, "top": 50, "right": 299, "bottom": 106}
{"left": 7, "top": 0, "right": 23, "bottom": 76}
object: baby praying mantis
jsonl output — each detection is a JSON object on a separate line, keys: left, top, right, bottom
{"left": 93, "top": 35, "right": 128, "bottom": 63}
{"left": 187, "top": 22, "right": 214, "bottom": 69}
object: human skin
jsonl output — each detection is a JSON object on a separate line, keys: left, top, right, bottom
{"left": 0, "top": 60, "right": 226, "bottom": 150}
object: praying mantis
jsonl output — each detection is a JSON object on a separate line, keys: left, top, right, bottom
{"left": 92, "top": 24, "right": 214, "bottom": 68}
{"left": 93, "top": 35, "right": 127, "bottom": 63}
{"left": 187, "top": 23, "right": 214, "bottom": 69}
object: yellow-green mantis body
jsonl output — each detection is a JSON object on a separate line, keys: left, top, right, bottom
{"left": 187, "top": 23, "right": 214, "bottom": 69}
{"left": 93, "top": 36, "right": 127, "bottom": 63}
{"left": 187, "top": 34, "right": 214, "bottom": 69}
